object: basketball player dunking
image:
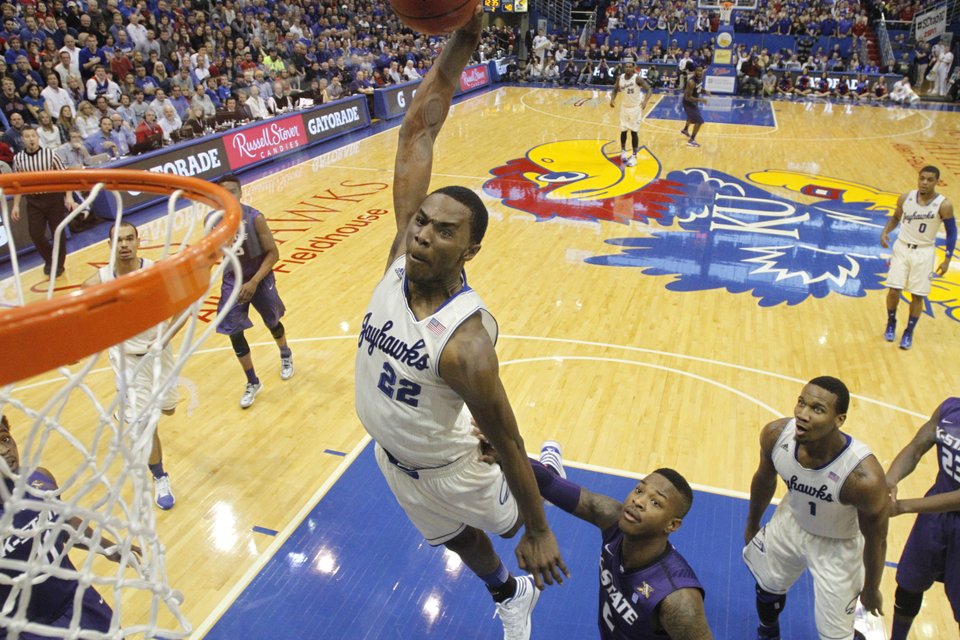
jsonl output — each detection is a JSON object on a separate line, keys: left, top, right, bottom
{"left": 886, "top": 398, "right": 960, "bottom": 639}
{"left": 680, "top": 66, "right": 706, "bottom": 148}
{"left": 609, "top": 58, "right": 651, "bottom": 167}
{"left": 354, "top": 6, "right": 566, "bottom": 639}
{"left": 744, "top": 377, "right": 889, "bottom": 640}
{"left": 880, "top": 165, "right": 956, "bottom": 350}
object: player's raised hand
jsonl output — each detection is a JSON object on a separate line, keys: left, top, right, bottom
{"left": 514, "top": 528, "right": 569, "bottom": 590}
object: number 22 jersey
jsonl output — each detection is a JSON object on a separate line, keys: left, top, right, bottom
{"left": 355, "top": 254, "right": 498, "bottom": 468}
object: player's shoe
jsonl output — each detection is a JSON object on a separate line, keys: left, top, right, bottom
{"left": 154, "top": 474, "right": 175, "bottom": 510}
{"left": 280, "top": 354, "right": 295, "bottom": 380}
{"left": 680, "top": 129, "right": 690, "bottom": 137}
{"left": 539, "top": 441, "right": 567, "bottom": 479}
{"left": 620, "top": 150, "right": 629, "bottom": 163}
{"left": 899, "top": 331, "right": 913, "bottom": 350}
{"left": 494, "top": 575, "right": 540, "bottom": 640}
{"left": 755, "top": 624, "right": 781, "bottom": 640}
{"left": 625, "top": 154, "right": 637, "bottom": 167}
{"left": 884, "top": 322, "right": 896, "bottom": 342}
{"left": 687, "top": 140, "right": 700, "bottom": 147}
{"left": 240, "top": 381, "right": 263, "bottom": 409}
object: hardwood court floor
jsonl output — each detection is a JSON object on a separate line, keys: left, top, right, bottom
{"left": 7, "top": 86, "right": 960, "bottom": 637}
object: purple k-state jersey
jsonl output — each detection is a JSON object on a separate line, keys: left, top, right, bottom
{"left": 227, "top": 204, "right": 268, "bottom": 284}
{"left": 0, "top": 470, "right": 81, "bottom": 625}
{"left": 933, "top": 397, "right": 960, "bottom": 494}
{"left": 598, "top": 525, "right": 704, "bottom": 639}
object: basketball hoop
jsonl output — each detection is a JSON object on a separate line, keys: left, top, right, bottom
{"left": 0, "top": 169, "right": 241, "bottom": 639}
{"left": 720, "top": 1, "right": 734, "bottom": 25}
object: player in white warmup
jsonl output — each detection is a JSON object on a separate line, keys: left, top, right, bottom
{"left": 353, "top": 7, "right": 566, "bottom": 640}
{"left": 880, "top": 165, "right": 956, "bottom": 349}
{"left": 610, "top": 58, "right": 651, "bottom": 167}
{"left": 83, "top": 221, "right": 177, "bottom": 510}
{"left": 743, "top": 376, "right": 889, "bottom": 640}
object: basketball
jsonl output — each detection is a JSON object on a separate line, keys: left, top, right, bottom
{"left": 389, "top": 0, "right": 478, "bottom": 35}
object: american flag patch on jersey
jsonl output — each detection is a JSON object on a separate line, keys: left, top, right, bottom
{"left": 427, "top": 318, "right": 446, "bottom": 336}
{"left": 828, "top": 471, "right": 840, "bottom": 483}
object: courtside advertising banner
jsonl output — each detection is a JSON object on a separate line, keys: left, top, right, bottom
{"left": 302, "top": 96, "right": 369, "bottom": 144}
{"left": 223, "top": 112, "right": 309, "bottom": 170}
{"left": 915, "top": 4, "right": 947, "bottom": 42}
{"left": 374, "top": 80, "right": 421, "bottom": 120}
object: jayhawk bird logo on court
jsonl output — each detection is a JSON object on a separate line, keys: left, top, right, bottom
{"left": 484, "top": 141, "right": 960, "bottom": 319}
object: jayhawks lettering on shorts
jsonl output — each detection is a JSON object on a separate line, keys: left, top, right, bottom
{"left": 355, "top": 255, "right": 498, "bottom": 469}
{"left": 0, "top": 470, "right": 112, "bottom": 630}
{"left": 597, "top": 525, "right": 704, "bottom": 639}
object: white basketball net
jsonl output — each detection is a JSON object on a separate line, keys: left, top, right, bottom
{"left": 720, "top": 3, "right": 734, "bottom": 24}
{"left": 0, "top": 183, "right": 241, "bottom": 639}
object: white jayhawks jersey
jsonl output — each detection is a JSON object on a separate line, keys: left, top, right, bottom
{"left": 772, "top": 419, "right": 873, "bottom": 539}
{"left": 355, "top": 255, "right": 498, "bottom": 468}
{"left": 618, "top": 74, "right": 644, "bottom": 109}
{"left": 898, "top": 189, "right": 945, "bottom": 247}
{"left": 99, "top": 258, "right": 165, "bottom": 355}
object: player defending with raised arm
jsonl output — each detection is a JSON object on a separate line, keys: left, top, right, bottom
{"left": 215, "top": 174, "right": 295, "bottom": 409}
{"left": 532, "top": 442, "right": 711, "bottom": 638}
{"left": 885, "top": 398, "right": 960, "bottom": 639}
{"left": 83, "top": 222, "right": 177, "bottom": 510}
{"left": 354, "top": 6, "right": 567, "bottom": 639}
{"left": 610, "top": 58, "right": 651, "bottom": 167}
{"left": 680, "top": 65, "right": 707, "bottom": 148}
{"left": 744, "top": 376, "right": 889, "bottom": 640}
{"left": 880, "top": 165, "right": 955, "bottom": 350}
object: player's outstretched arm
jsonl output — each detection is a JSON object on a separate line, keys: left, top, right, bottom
{"left": 845, "top": 455, "right": 889, "bottom": 616}
{"left": 880, "top": 193, "right": 906, "bottom": 248}
{"left": 937, "top": 198, "right": 955, "bottom": 275}
{"left": 744, "top": 419, "right": 786, "bottom": 545}
{"left": 441, "top": 314, "right": 568, "bottom": 589}
{"left": 388, "top": 6, "right": 482, "bottom": 268}
{"left": 658, "top": 588, "right": 714, "bottom": 640}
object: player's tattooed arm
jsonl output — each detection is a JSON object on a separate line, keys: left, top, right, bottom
{"left": 658, "top": 588, "right": 714, "bottom": 639}
{"left": 573, "top": 487, "right": 623, "bottom": 530}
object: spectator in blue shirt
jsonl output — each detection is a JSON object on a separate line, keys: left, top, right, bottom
{"left": 4, "top": 36, "right": 28, "bottom": 66}
{"left": 78, "top": 34, "right": 105, "bottom": 81}
{"left": 168, "top": 84, "right": 190, "bottom": 119}
{"left": 19, "top": 16, "right": 43, "bottom": 46}
{"left": 133, "top": 64, "right": 158, "bottom": 95}
{"left": 12, "top": 56, "right": 43, "bottom": 92}
{"left": 84, "top": 115, "right": 121, "bottom": 157}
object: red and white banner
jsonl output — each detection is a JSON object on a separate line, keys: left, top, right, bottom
{"left": 223, "top": 113, "right": 309, "bottom": 169}
{"left": 458, "top": 64, "right": 490, "bottom": 94}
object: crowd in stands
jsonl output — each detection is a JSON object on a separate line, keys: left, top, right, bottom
{"left": 0, "top": 0, "right": 486, "bottom": 166}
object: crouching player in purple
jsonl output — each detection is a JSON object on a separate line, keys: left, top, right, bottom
{"left": 886, "top": 397, "right": 960, "bottom": 639}
{"left": 0, "top": 415, "right": 134, "bottom": 638}
{"left": 215, "top": 174, "right": 295, "bottom": 409}
{"left": 505, "top": 437, "right": 710, "bottom": 638}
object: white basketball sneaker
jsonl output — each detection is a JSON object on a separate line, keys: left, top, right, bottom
{"left": 280, "top": 354, "right": 295, "bottom": 380}
{"left": 154, "top": 474, "right": 175, "bottom": 510}
{"left": 620, "top": 150, "right": 629, "bottom": 163}
{"left": 626, "top": 154, "right": 638, "bottom": 167}
{"left": 539, "top": 441, "right": 566, "bottom": 479}
{"left": 240, "top": 381, "right": 262, "bottom": 409}
{"left": 494, "top": 575, "right": 540, "bottom": 640}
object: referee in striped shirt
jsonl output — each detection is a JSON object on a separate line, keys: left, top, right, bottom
{"left": 11, "top": 127, "right": 73, "bottom": 277}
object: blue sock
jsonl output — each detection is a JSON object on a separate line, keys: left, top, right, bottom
{"left": 887, "top": 309, "right": 897, "bottom": 324}
{"left": 245, "top": 367, "right": 259, "bottom": 385}
{"left": 148, "top": 462, "right": 165, "bottom": 479}
{"left": 280, "top": 346, "right": 292, "bottom": 358}
{"left": 906, "top": 316, "right": 919, "bottom": 333}
{"left": 478, "top": 561, "right": 510, "bottom": 589}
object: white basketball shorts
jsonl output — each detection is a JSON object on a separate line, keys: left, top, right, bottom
{"left": 374, "top": 442, "right": 519, "bottom": 546}
{"left": 885, "top": 240, "right": 936, "bottom": 296}
{"left": 620, "top": 105, "right": 641, "bottom": 131}
{"left": 743, "top": 502, "right": 864, "bottom": 640}
{"left": 109, "top": 345, "right": 178, "bottom": 421}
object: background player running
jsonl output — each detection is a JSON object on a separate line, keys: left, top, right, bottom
{"left": 214, "top": 174, "right": 295, "bottom": 409}
{"left": 880, "top": 165, "right": 956, "bottom": 350}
